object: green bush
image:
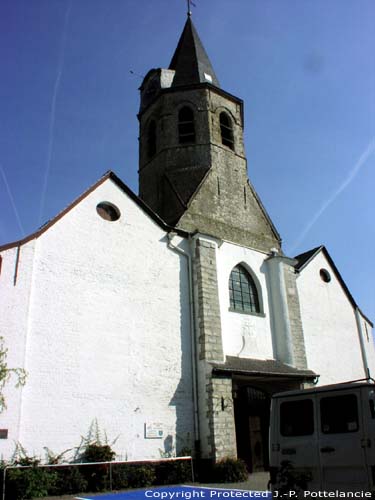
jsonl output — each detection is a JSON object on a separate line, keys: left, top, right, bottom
{"left": 49, "top": 466, "right": 88, "bottom": 495}
{"left": 6, "top": 466, "right": 57, "bottom": 500}
{"left": 155, "top": 460, "right": 192, "bottom": 484}
{"left": 127, "top": 464, "right": 156, "bottom": 488}
{"left": 80, "top": 463, "right": 110, "bottom": 492}
{"left": 111, "top": 463, "right": 129, "bottom": 490}
{"left": 212, "top": 457, "right": 248, "bottom": 483}
{"left": 82, "top": 443, "right": 116, "bottom": 463}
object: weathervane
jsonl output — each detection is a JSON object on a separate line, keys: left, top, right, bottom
{"left": 187, "top": 0, "right": 196, "bottom": 17}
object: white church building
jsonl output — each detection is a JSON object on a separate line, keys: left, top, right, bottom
{"left": 0, "top": 15, "right": 374, "bottom": 471}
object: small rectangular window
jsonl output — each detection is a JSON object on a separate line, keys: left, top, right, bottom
{"left": 320, "top": 394, "right": 359, "bottom": 434}
{"left": 280, "top": 399, "right": 314, "bottom": 436}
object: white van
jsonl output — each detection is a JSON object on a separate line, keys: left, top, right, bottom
{"left": 269, "top": 381, "right": 375, "bottom": 493}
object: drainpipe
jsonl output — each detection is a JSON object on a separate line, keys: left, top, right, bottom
{"left": 167, "top": 232, "right": 200, "bottom": 452}
{"left": 266, "top": 251, "right": 296, "bottom": 366}
{"left": 355, "top": 308, "right": 371, "bottom": 379}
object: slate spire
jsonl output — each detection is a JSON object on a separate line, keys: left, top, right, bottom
{"left": 169, "top": 17, "right": 220, "bottom": 88}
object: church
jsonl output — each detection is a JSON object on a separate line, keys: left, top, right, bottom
{"left": 0, "top": 13, "right": 374, "bottom": 472}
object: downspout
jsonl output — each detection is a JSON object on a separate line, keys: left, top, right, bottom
{"left": 266, "top": 251, "right": 296, "bottom": 365}
{"left": 167, "top": 232, "right": 200, "bottom": 453}
{"left": 355, "top": 308, "right": 371, "bottom": 379}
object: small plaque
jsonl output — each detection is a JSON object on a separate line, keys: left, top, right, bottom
{"left": 0, "top": 429, "right": 8, "bottom": 439}
{"left": 145, "top": 422, "right": 164, "bottom": 439}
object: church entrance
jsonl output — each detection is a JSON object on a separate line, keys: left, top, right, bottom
{"left": 232, "top": 377, "right": 308, "bottom": 472}
{"left": 234, "top": 385, "right": 271, "bottom": 472}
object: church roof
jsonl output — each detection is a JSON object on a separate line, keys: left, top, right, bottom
{"left": 294, "top": 245, "right": 323, "bottom": 270}
{"left": 294, "top": 245, "right": 373, "bottom": 326}
{"left": 212, "top": 356, "right": 317, "bottom": 380}
{"left": 169, "top": 17, "right": 220, "bottom": 88}
{"left": 0, "top": 171, "right": 188, "bottom": 252}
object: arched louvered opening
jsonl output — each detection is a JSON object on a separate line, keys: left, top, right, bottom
{"left": 178, "top": 106, "right": 196, "bottom": 144}
{"left": 147, "top": 119, "right": 157, "bottom": 158}
{"left": 220, "top": 111, "right": 234, "bottom": 150}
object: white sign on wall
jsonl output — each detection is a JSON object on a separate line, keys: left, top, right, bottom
{"left": 145, "top": 422, "right": 164, "bottom": 439}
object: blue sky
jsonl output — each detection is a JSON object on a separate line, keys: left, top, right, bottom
{"left": 0, "top": 0, "right": 374, "bottom": 321}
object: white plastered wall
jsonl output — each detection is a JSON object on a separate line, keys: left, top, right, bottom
{"left": 297, "top": 251, "right": 369, "bottom": 385}
{"left": 0, "top": 240, "right": 36, "bottom": 458}
{"left": 0, "top": 178, "right": 193, "bottom": 461}
{"left": 216, "top": 242, "right": 274, "bottom": 360}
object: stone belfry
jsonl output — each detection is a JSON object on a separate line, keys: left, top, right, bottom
{"left": 138, "top": 13, "right": 309, "bottom": 463}
{"left": 138, "top": 14, "right": 281, "bottom": 253}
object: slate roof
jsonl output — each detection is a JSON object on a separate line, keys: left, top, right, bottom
{"left": 294, "top": 245, "right": 323, "bottom": 271}
{"left": 211, "top": 356, "right": 317, "bottom": 380}
{"left": 169, "top": 17, "right": 220, "bottom": 88}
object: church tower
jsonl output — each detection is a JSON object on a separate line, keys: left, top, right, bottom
{"left": 138, "top": 14, "right": 281, "bottom": 253}
{"left": 138, "top": 13, "right": 310, "bottom": 465}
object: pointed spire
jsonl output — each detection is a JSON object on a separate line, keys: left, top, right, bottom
{"left": 169, "top": 17, "right": 220, "bottom": 88}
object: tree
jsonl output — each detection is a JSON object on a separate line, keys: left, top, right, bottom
{"left": 0, "top": 336, "right": 27, "bottom": 412}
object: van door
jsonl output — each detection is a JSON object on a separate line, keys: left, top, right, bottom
{"left": 317, "top": 389, "right": 370, "bottom": 491}
{"left": 273, "top": 396, "right": 321, "bottom": 490}
{"left": 362, "top": 387, "right": 375, "bottom": 489}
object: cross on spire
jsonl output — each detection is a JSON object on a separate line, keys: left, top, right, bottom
{"left": 187, "top": 0, "right": 196, "bottom": 17}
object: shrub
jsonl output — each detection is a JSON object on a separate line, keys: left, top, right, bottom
{"left": 80, "top": 463, "right": 110, "bottom": 492}
{"left": 111, "top": 463, "right": 129, "bottom": 490}
{"left": 82, "top": 443, "right": 116, "bottom": 463}
{"left": 127, "top": 464, "right": 156, "bottom": 488}
{"left": 212, "top": 457, "right": 248, "bottom": 483}
{"left": 49, "top": 466, "right": 88, "bottom": 495}
{"left": 6, "top": 466, "right": 57, "bottom": 500}
{"left": 155, "top": 460, "right": 192, "bottom": 485}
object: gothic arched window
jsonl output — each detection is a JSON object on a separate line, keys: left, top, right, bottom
{"left": 178, "top": 106, "right": 195, "bottom": 144}
{"left": 147, "top": 119, "right": 157, "bottom": 158}
{"left": 229, "top": 264, "right": 260, "bottom": 313}
{"left": 220, "top": 112, "right": 234, "bottom": 150}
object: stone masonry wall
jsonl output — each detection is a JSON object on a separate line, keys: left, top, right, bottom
{"left": 193, "top": 237, "right": 238, "bottom": 460}
{"left": 207, "top": 375, "right": 237, "bottom": 461}
{"left": 283, "top": 263, "right": 307, "bottom": 369}
{"left": 194, "top": 238, "right": 224, "bottom": 362}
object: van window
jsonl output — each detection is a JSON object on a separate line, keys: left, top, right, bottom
{"left": 280, "top": 399, "right": 314, "bottom": 436}
{"left": 369, "top": 399, "right": 375, "bottom": 419}
{"left": 320, "top": 394, "right": 359, "bottom": 434}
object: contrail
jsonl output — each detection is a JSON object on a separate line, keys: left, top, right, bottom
{"left": 0, "top": 163, "right": 26, "bottom": 237}
{"left": 38, "top": 0, "right": 72, "bottom": 226}
{"left": 290, "top": 137, "right": 375, "bottom": 254}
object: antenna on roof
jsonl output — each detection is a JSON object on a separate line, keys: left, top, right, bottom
{"left": 187, "top": 0, "right": 196, "bottom": 17}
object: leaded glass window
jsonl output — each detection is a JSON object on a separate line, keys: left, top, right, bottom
{"left": 229, "top": 265, "right": 260, "bottom": 313}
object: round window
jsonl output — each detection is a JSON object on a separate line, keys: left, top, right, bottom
{"left": 96, "top": 202, "right": 121, "bottom": 222}
{"left": 320, "top": 268, "right": 331, "bottom": 283}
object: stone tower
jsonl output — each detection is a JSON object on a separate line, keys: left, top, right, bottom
{"left": 138, "top": 15, "right": 281, "bottom": 253}
{"left": 138, "top": 14, "right": 309, "bottom": 464}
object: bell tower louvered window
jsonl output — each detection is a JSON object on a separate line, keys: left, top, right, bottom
{"left": 229, "top": 264, "right": 260, "bottom": 313}
{"left": 178, "top": 106, "right": 196, "bottom": 144}
{"left": 220, "top": 112, "right": 234, "bottom": 150}
{"left": 147, "top": 119, "right": 157, "bottom": 158}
